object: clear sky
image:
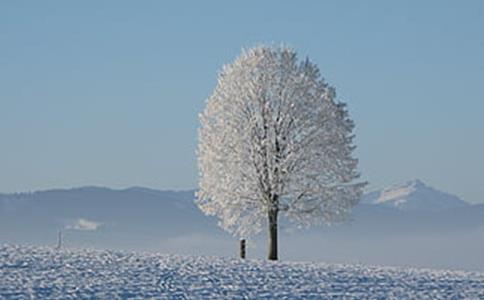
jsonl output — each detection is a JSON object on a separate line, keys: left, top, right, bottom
{"left": 1, "top": 1, "right": 483, "bottom": 203}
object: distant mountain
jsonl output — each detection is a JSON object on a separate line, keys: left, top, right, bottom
{"left": 360, "top": 179, "right": 469, "bottom": 211}
{"left": 0, "top": 187, "right": 227, "bottom": 251}
{"left": 1, "top": 182, "right": 484, "bottom": 271}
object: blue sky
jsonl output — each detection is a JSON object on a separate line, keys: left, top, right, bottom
{"left": 1, "top": 1, "right": 483, "bottom": 203}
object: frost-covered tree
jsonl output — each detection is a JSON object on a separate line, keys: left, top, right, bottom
{"left": 197, "top": 46, "right": 366, "bottom": 260}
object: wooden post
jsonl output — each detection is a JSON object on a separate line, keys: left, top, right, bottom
{"left": 240, "top": 239, "right": 246, "bottom": 259}
{"left": 56, "top": 229, "right": 63, "bottom": 250}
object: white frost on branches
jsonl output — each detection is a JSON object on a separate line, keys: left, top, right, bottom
{"left": 197, "top": 46, "right": 366, "bottom": 238}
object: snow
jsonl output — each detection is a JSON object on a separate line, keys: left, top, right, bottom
{"left": 377, "top": 185, "right": 416, "bottom": 205}
{"left": 67, "top": 218, "right": 102, "bottom": 231}
{"left": 375, "top": 180, "right": 424, "bottom": 205}
{"left": 363, "top": 179, "right": 469, "bottom": 211}
{"left": 1, "top": 245, "right": 484, "bottom": 299}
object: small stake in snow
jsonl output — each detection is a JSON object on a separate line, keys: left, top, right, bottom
{"left": 56, "top": 229, "right": 63, "bottom": 250}
{"left": 240, "top": 239, "right": 246, "bottom": 259}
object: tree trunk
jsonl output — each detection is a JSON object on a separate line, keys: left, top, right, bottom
{"left": 268, "top": 209, "right": 278, "bottom": 260}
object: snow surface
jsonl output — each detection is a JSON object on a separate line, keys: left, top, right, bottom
{"left": 1, "top": 245, "right": 484, "bottom": 299}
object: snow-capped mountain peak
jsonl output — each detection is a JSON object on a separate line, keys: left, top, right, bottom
{"left": 376, "top": 179, "right": 426, "bottom": 204}
{"left": 362, "top": 179, "right": 469, "bottom": 211}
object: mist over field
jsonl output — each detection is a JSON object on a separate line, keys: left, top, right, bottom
{"left": 2, "top": 180, "right": 483, "bottom": 271}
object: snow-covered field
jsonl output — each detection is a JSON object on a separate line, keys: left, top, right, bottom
{"left": 1, "top": 245, "right": 484, "bottom": 299}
